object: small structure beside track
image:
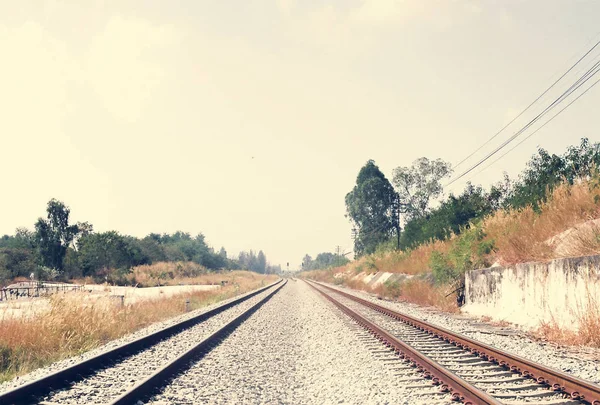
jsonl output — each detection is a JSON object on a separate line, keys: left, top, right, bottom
{"left": 0, "top": 281, "right": 82, "bottom": 301}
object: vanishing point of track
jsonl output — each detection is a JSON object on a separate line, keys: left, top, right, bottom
{"left": 306, "top": 279, "right": 600, "bottom": 405}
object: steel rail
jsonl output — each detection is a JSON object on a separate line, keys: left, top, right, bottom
{"left": 110, "top": 280, "right": 287, "bottom": 405}
{"left": 313, "top": 280, "right": 600, "bottom": 405}
{"left": 0, "top": 279, "right": 283, "bottom": 405}
{"left": 306, "top": 280, "right": 501, "bottom": 405}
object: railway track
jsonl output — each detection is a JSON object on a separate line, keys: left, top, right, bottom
{"left": 307, "top": 280, "right": 600, "bottom": 405}
{"left": 0, "top": 279, "right": 285, "bottom": 405}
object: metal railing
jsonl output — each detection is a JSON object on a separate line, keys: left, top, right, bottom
{"left": 0, "top": 281, "right": 82, "bottom": 301}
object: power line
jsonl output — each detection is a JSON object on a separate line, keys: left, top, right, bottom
{"left": 452, "top": 37, "right": 600, "bottom": 172}
{"left": 470, "top": 76, "right": 600, "bottom": 179}
{"left": 445, "top": 59, "right": 600, "bottom": 187}
{"left": 446, "top": 62, "right": 600, "bottom": 186}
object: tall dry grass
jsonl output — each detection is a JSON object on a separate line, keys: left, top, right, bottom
{"left": 126, "top": 261, "right": 210, "bottom": 287}
{"left": 319, "top": 178, "right": 600, "bottom": 280}
{"left": 303, "top": 178, "right": 600, "bottom": 344}
{"left": 0, "top": 270, "right": 276, "bottom": 382}
{"left": 484, "top": 182, "right": 600, "bottom": 264}
{"left": 536, "top": 306, "right": 600, "bottom": 348}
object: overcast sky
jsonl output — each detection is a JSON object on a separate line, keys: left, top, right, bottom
{"left": 1, "top": 1, "right": 599, "bottom": 270}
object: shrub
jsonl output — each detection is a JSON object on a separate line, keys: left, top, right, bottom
{"left": 382, "top": 279, "right": 401, "bottom": 297}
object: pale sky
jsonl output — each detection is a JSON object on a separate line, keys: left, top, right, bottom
{"left": 1, "top": 1, "right": 599, "bottom": 270}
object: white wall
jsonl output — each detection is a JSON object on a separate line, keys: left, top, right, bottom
{"left": 462, "top": 255, "right": 600, "bottom": 329}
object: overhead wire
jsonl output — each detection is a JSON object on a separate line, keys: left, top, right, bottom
{"left": 445, "top": 58, "right": 600, "bottom": 188}
{"left": 452, "top": 37, "right": 600, "bottom": 171}
{"left": 470, "top": 75, "right": 600, "bottom": 179}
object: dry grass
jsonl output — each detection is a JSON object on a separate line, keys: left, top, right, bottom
{"left": 303, "top": 268, "right": 458, "bottom": 313}
{"left": 483, "top": 182, "right": 600, "bottom": 265}
{"left": 395, "top": 279, "right": 458, "bottom": 312}
{"left": 338, "top": 179, "right": 600, "bottom": 280}
{"left": 535, "top": 294, "right": 600, "bottom": 348}
{"left": 342, "top": 243, "right": 448, "bottom": 276}
{"left": 0, "top": 270, "right": 276, "bottom": 382}
{"left": 303, "top": 179, "right": 600, "bottom": 345}
{"left": 126, "top": 261, "right": 212, "bottom": 287}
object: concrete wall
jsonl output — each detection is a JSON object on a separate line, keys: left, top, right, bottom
{"left": 462, "top": 255, "right": 600, "bottom": 329}
{"left": 335, "top": 270, "right": 413, "bottom": 287}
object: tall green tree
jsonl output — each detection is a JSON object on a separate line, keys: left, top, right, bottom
{"left": 399, "top": 182, "right": 501, "bottom": 249}
{"left": 345, "top": 160, "right": 398, "bottom": 256}
{"left": 392, "top": 157, "right": 452, "bottom": 219}
{"left": 34, "top": 199, "right": 80, "bottom": 271}
{"left": 301, "top": 254, "right": 312, "bottom": 270}
{"left": 506, "top": 138, "right": 600, "bottom": 210}
{"left": 78, "top": 231, "right": 136, "bottom": 276}
{"left": 257, "top": 250, "right": 267, "bottom": 274}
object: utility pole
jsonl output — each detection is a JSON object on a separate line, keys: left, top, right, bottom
{"left": 393, "top": 194, "right": 408, "bottom": 250}
{"left": 393, "top": 194, "right": 400, "bottom": 250}
{"left": 335, "top": 245, "right": 341, "bottom": 267}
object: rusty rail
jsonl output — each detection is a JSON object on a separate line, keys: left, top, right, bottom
{"left": 306, "top": 280, "right": 501, "bottom": 405}
{"left": 313, "top": 280, "right": 600, "bottom": 405}
{"left": 0, "top": 280, "right": 284, "bottom": 405}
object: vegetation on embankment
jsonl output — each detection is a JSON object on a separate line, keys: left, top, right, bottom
{"left": 303, "top": 139, "right": 600, "bottom": 346}
{"left": 306, "top": 175, "right": 600, "bottom": 303}
{"left": 0, "top": 270, "right": 277, "bottom": 382}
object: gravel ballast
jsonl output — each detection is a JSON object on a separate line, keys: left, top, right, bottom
{"left": 0, "top": 282, "right": 278, "bottom": 397}
{"left": 321, "top": 286, "right": 569, "bottom": 403}
{"left": 149, "top": 280, "right": 453, "bottom": 405}
{"left": 41, "top": 284, "right": 280, "bottom": 404}
{"left": 323, "top": 282, "right": 600, "bottom": 384}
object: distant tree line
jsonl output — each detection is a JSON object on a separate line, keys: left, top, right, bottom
{"left": 300, "top": 252, "right": 350, "bottom": 271}
{"left": 346, "top": 138, "right": 600, "bottom": 256}
{"left": 238, "top": 250, "right": 281, "bottom": 274}
{"left": 0, "top": 202, "right": 279, "bottom": 284}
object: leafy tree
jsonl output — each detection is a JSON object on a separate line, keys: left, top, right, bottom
{"left": 73, "top": 221, "right": 94, "bottom": 248}
{"left": 506, "top": 138, "right": 600, "bottom": 210}
{"left": 12, "top": 228, "right": 37, "bottom": 250}
{"left": 301, "top": 254, "right": 312, "bottom": 270}
{"left": 237, "top": 249, "right": 275, "bottom": 273}
{"left": 505, "top": 148, "right": 565, "bottom": 210}
{"left": 257, "top": 250, "right": 267, "bottom": 274}
{"left": 346, "top": 160, "right": 398, "bottom": 256}
{"left": 301, "top": 252, "right": 351, "bottom": 270}
{"left": 247, "top": 250, "right": 258, "bottom": 272}
{"left": 78, "top": 231, "right": 140, "bottom": 277}
{"left": 241, "top": 251, "right": 260, "bottom": 271}
{"left": 0, "top": 248, "right": 38, "bottom": 283}
{"left": 400, "top": 183, "right": 502, "bottom": 249}
{"left": 136, "top": 237, "right": 167, "bottom": 263}
{"left": 392, "top": 157, "right": 452, "bottom": 219}
{"left": 34, "top": 199, "right": 80, "bottom": 271}
{"left": 1, "top": 198, "right": 277, "bottom": 282}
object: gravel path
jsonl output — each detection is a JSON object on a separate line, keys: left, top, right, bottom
{"left": 149, "top": 279, "right": 453, "bottom": 405}
{"left": 322, "top": 282, "right": 600, "bottom": 384}
{"left": 41, "top": 284, "right": 280, "bottom": 404}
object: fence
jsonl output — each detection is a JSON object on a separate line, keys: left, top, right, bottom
{"left": 0, "top": 281, "right": 83, "bottom": 301}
